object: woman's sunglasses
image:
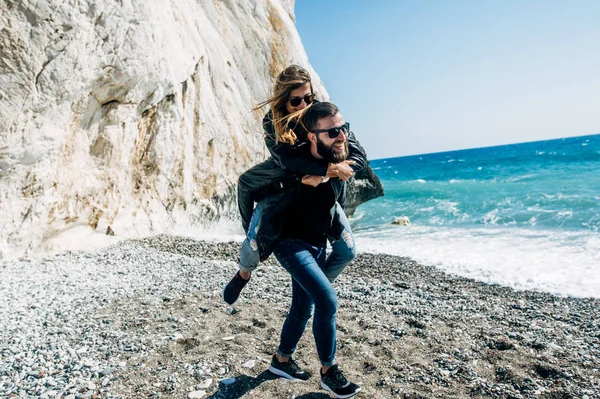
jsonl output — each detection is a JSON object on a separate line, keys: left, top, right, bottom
{"left": 313, "top": 122, "right": 350, "bottom": 139}
{"left": 288, "top": 94, "right": 315, "bottom": 107}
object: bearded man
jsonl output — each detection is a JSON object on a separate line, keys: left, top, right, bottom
{"left": 266, "top": 102, "right": 361, "bottom": 399}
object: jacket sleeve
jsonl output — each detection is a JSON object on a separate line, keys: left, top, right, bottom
{"left": 346, "top": 130, "right": 368, "bottom": 173}
{"left": 237, "top": 158, "right": 285, "bottom": 232}
{"left": 263, "top": 111, "right": 329, "bottom": 176}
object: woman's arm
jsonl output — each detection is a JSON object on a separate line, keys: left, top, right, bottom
{"left": 346, "top": 130, "right": 368, "bottom": 172}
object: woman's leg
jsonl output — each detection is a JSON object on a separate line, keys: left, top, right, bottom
{"left": 239, "top": 201, "right": 263, "bottom": 273}
{"left": 237, "top": 158, "right": 282, "bottom": 233}
{"left": 274, "top": 239, "right": 338, "bottom": 366}
{"left": 223, "top": 201, "right": 264, "bottom": 305}
{"left": 325, "top": 202, "right": 356, "bottom": 283}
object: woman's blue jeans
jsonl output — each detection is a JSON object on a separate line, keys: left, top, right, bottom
{"left": 239, "top": 202, "right": 356, "bottom": 280}
{"left": 238, "top": 202, "right": 263, "bottom": 272}
{"left": 273, "top": 238, "right": 338, "bottom": 366}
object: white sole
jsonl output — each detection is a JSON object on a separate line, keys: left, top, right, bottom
{"left": 268, "top": 365, "right": 301, "bottom": 381}
{"left": 320, "top": 381, "right": 361, "bottom": 398}
{"left": 222, "top": 279, "right": 237, "bottom": 305}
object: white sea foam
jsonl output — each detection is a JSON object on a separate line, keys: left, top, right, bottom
{"left": 354, "top": 224, "right": 600, "bottom": 298}
{"left": 482, "top": 209, "right": 500, "bottom": 225}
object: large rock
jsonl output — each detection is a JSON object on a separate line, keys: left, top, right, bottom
{"left": 345, "top": 163, "right": 384, "bottom": 217}
{"left": 0, "top": 0, "right": 382, "bottom": 260}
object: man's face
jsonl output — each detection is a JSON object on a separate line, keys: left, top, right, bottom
{"left": 314, "top": 113, "right": 348, "bottom": 163}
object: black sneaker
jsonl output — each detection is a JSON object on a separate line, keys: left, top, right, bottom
{"left": 222, "top": 271, "right": 250, "bottom": 305}
{"left": 320, "top": 365, "right": 361, "bottom": 398}
{"left": 268, "top": 355, "right": 311, "bottom": 381}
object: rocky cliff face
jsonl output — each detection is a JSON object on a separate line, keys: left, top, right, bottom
{"left": 0, "top": 0, "right": 382, "bottom": 260}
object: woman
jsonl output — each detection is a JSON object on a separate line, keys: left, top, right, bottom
{"left": 222, "top": 65, "right": 367, "bottom": 305}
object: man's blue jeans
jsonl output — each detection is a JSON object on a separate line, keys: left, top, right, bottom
{"left": 239, "top": 202, "right": 356, "bottom": 277}
{"left": 273, "top": 238, "right": 338, "bottom": 366}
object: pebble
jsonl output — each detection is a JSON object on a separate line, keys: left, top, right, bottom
{"left": 188, "top": 390, "right": 206, "bottom": 398}
{"left": 0, "top": 237, "right": 597, "bottom": 399}
{"left": 196, "top": 379, "right": 213, "bottom": 389}
{"left": 100, "top": 368, "right": 112, "bottom": 377}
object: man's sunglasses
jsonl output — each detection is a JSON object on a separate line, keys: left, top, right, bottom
{"left": 288, "top": 94, "right": 315, "bottom": 107}
{"left": 313, "top": 122, "right": 350, "bottom": 139}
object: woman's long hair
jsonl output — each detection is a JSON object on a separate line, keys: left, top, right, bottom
{"left": 254, "top": 65, "right": 314, "bottom": 144}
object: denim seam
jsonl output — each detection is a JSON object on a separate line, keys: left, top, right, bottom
{"left": 276, "top": 252, "right": 298, "bottom": 358}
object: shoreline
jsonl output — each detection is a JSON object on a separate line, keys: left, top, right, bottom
{"left": 1, "top": 235, "right": 598, "bottom": 398}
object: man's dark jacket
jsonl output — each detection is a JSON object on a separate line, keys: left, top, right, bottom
{"left": 237, "top": 108, "right": 367, "bottom": 261}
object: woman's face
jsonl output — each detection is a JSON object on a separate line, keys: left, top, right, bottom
{"left": 285, "top": 82, "right": 313, "bottom": 114}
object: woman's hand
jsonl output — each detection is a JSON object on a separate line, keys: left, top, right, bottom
{"left": 326, "top": 160, "right": 356, "bottom": 181}
{"left": 301, "top": 175, "right": 324, "bottom": 187}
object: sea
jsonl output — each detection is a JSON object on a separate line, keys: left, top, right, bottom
{"left": 351, "top": 134, "right": 600, "bottom": 299}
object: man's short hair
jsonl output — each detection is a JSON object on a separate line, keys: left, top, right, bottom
{"left": 302, "top": 102, "right": 339, "bottom": 133}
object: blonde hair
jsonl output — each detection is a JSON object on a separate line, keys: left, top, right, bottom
{"left": 254, "top": 65, "right": 314, "bottom": 144}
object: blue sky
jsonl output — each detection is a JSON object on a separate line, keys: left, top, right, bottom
{"left": 295, "top": 0, "right": 600, "bottom": 159}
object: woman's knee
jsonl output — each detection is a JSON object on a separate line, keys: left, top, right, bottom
{"left": 336, "top": 230, "right": 357, "bottom": 261}
{"left": 239, "top": 236, "right": 260, "bottom": 271}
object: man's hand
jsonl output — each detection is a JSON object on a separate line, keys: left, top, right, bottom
{"left": 326, "top": 160, "right": 355, "bottom": 181}
{"left": 301, "top": 175, "right": 323, "bottom": 187}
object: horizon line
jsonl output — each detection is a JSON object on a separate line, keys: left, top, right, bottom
{"left": 371, "top": 132, "right": 600, "bottom": 162}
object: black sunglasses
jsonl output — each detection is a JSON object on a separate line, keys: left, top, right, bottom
{"left": 313, "top": 122, "right": 350, "bottom": 139}
{"left": 288, "top": 94, "right": 315, "bottom": 107}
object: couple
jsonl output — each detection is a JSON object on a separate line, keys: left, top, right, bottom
{"left": 223, "top": 65, "right": 365, "bottom": 398}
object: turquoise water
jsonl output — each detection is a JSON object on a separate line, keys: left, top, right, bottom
{"left": 352, "top": 134, "right": 600, "bottom": 298}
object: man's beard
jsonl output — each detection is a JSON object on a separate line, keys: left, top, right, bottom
{"left": 316, "top": 136, "right": 349, "bottom": 163}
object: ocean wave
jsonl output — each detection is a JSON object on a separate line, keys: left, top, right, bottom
{"left": 508, "top": 174, "right": 536, "bottom": 182}
{"left": 354, "top": 226, "right": 600, "bottom": 298}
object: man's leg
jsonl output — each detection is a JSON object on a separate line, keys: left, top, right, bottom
{"left": 276, "top": 277, "right": 314, "bottom": 358}
{"left": 274, "top": 239, "right": 338, "bottom": 367}
{"left": 274, "top": 239, "right": 361, "bottom": 397}
{"left": 325, "top": 203, "right": 356, "bottom": 283}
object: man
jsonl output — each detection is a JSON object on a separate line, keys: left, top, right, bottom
{"left": 266, "top": 102, "right": 361, "bottom": 398}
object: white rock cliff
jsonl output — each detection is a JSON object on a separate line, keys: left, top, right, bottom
{"left": 0, "top": 0, "right": 331, "bottom": 259}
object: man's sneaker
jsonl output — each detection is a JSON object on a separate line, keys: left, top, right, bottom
{"left": 268, "top": 355, "right": 311, "bottom": 381}
{"left": 320, "top": 365, "right": 361, "bottom": 398}
{"left": 222, "top": 271, "right": 250, "bottom": 305}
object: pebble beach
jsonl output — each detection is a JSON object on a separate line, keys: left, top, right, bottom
{"left": 1, "top": 235, "right": 599, "bottom": 398}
